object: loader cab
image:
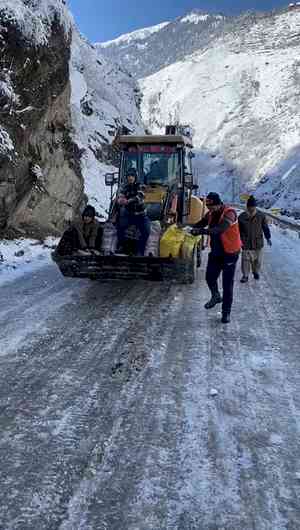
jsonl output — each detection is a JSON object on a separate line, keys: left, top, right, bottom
{"left": 121, "top": 145, "right": 180, "bottom": 188}
{"left": 113, "top": 133, "right": 197, "bottom": 224}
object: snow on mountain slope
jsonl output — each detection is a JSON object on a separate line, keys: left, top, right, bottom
{"left": 97, "top": 10, "right": 227, "bottom": 79}
{"left": 140, "top": 8, "right": 300, "bottom": 209}
{"left": 0, "top": 126, "right": 14, "bottom": 160}
{"left": 181, "top": 12, "right": 224, "bottom": 24}
{"left": 99, "top": 21, "right": 170, "bottom": 49}
{"left": 70, "top": 31, "right": 144, "bottom": 215}
{"left": 254, "top": 146, "right": 300, "bottom": 213}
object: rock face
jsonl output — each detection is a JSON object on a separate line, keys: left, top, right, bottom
{"left": 0, "top": 1, "right": 143, "bottom": 236}
{"left": 0, "top": 1, "right": 82, "bottom": 235}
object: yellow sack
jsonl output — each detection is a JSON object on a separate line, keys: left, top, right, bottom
{"left": 160, "top": 225, "right": 186, "bottom": 258}
{"left": 181, "top": 232, "right": 197, "bottom": 260}
{"left": 160, "top": 225, "right": 195, "bottom": 258}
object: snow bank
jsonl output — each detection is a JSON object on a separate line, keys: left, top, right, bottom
{"left": 0, "top": 237, "right": 56, "bottom": 286}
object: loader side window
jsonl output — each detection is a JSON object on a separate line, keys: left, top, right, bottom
{"left": 122, "top": 152, "right": 139, "bottom": 182}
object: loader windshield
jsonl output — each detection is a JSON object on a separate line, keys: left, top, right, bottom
{"left": 142, "top": 151, "right": 179, "bottom": 186}
{"left": 122, "top": 146, "right": 180, "bottom": 187}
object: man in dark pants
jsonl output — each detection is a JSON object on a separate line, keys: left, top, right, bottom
{"left": 192, "top": 192, "right": 241, "bottom": 324}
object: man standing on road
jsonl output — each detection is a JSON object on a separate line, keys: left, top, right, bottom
{"left": 192, "top": 192, "right": 241, "bottom": 324}
{"left": 238, "top": 196, "right": 272, "bottom": 283}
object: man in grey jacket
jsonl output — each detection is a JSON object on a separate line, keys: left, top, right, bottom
{"left": 238, "top": 196, "right": 272, "bottom": 283}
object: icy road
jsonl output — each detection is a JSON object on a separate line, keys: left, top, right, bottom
{"left": 1, "top": 228, "right": 300, "bottom": 530}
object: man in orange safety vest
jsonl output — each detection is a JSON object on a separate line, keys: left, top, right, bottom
{"left": 192, "top": 192, "right": 241, "bottom": 324}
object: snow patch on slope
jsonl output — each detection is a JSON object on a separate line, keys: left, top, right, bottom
{"left": 180, "top": 12, "right": 224, "bottom": 24}
{"left": 181, "top": 13, "right": 210, "bottom": 24}
{"left": 99, "top": 21, "right": 170, "bottom": 49}
{"left": 255, "top": 145, "right": 300, "bottom": 212}
{"left": 0, "top": 125, "right": 14, "bottom": 159}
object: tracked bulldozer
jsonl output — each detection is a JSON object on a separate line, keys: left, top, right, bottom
{"left": 52, "top": 126, "right": 206, "bottom": 283}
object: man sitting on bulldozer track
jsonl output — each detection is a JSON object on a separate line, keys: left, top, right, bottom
{"left": 56, "top": 205, "right": 102, "bottom": 256}
{"left": 116, "top": 169, "right": 151, "bottom": 256}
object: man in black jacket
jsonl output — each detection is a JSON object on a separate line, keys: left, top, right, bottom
{"left": 116, "top": 169, "right": 150, "bottom": 255}
{"left": 238, "top": 196, "right": 272, "bottom": 283}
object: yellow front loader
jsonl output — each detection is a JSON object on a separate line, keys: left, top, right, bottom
{"left": 53, "top": 126, "right": 206, "bottom": 283}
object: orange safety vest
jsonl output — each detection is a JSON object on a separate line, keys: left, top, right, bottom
{"left": 208, "top": 206, "right": 241, "bottom": 254}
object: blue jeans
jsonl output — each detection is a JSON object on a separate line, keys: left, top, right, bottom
{"left": 117, "top": 209, "right": 151, "bottom": 255}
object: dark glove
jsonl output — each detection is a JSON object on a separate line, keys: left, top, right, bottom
{"left": 191, "top": 227, "right": 209, "bottom": 236}
{"left": 127, "top": 197, "right": 138, "bottom": 204}
{"left": 267, "top": 239, "right": 272, "bottom": 247}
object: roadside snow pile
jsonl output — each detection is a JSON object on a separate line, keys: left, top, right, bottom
{"left": 0, "top": 126, "right": 14, "bottom": 159}
{"left": 269, "top": 219, "right": 300, "bottom": 243}
{"left": 0, "top": 0, "right": 72, "bottom": 45}
{"left": 0, "top": 237, "right": 57, "bottom": 284}
{"left": 70, "top": 29, "right": 144, "bottom": 215}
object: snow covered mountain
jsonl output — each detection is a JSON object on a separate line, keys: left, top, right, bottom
{"left": 97, "top": 11, "right": 226, "bottom": 79}
{"left": 0, "top": 0, "right": 143, "bottom": 236}
{"left": 100, "top": 7, "right": 300, "bottom": 213}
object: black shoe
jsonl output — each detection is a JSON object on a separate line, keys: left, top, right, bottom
{"left": 240, "top": 276, "right": 248, "bottom": 283}
{"left": 253, "top": 273, "right": 260, "bottom": 280}
{"left": 204, "top": 293, "right": 222, "bottom": 309}
{"left": 221, "top": 313, "right": 231, "bottom": 324}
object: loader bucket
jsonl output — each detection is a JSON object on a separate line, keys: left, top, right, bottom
{"left": 52, "top": 251, "right": 175, "bottom": 281}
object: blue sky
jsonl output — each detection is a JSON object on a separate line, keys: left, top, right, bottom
{"left": 68, "top": 0, "right": 288, "bottom": 43}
